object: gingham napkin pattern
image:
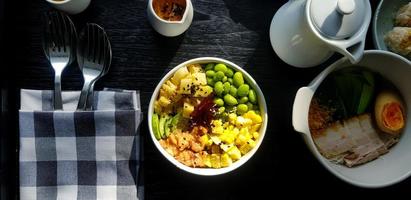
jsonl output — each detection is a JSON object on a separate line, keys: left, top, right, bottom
{"left": 19, "top": 89, "right": 143, "bottom": 200}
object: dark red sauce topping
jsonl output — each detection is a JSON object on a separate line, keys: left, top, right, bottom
{"left": 189, "top": 95, "right": 216, "bottom": 130}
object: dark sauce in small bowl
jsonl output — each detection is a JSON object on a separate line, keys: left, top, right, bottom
{"left": 153, "top": 0, "right": 186, "bottom": 21}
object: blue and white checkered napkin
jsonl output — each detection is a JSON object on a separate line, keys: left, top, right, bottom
{"left": 19, "top": 89, "right": 144, "bottom": 200}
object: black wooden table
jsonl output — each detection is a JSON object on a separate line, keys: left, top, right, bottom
{"left": 1, "top": 0, "right": 410, "bottom": 199}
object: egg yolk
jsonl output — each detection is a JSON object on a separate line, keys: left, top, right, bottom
{"left": 382, "top": 102, "right": 404, "bottom": 131}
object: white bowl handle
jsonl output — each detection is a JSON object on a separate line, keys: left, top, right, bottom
{"left": 292, "top": 87, "right": 314, "bottom": 135}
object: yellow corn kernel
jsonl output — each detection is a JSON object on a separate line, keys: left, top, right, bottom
{"left": 223, "top": 122, "right": 230, "bottom": 128}
{"left": 253, "top": 132, "right": 260, "bottom": 140}
{"left": 212, "top": 120, "right": 223, "bottom": 127}
{"left": 212, "top": 126, "right": 224, "bottom": 135}
{"left": 236, "top": 116, "right": 247, "bottom": 127}
{"left": 210, "top": 154, "right": 221, "bottom": 169}
{"left": 249, "top": 123, "right": 261, "bottom": 133}
{"left": 252, "top": 114, "right": 263, "bottom": 124}
{"left": 228, "top": 113, "right": 237, "bottom": 124}
{"left": 243, "top": 110, "right": 256, "bottom": 119}
{"left": 244, "top": 118, "right": 253, "bottom": 127}
{"left": 220, "top": 153, "right": 233, "bottom": 167}
{"left": 227, "top": 146, "right": 241, "bottom": 161}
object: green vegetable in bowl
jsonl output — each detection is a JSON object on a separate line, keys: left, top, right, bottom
{"left": 233, "top": 72, "right": 244, "bottom": 87}
{"left": 152, "top": 113, "right": 161, "bottom": 140}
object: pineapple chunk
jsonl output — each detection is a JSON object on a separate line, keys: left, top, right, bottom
{"left": 235, "top": 128, "right": 251, "bottom": 146}
{"left": 172, "top": 66, "right": 189, "bottom": 85}
{"left": 220, "top": 143, "right": 234, "bottom": 152}
{"left": 227, "top": 146, "right": 241, "bottom": 161}
{"left": 192, "top": 72, "right": 207, "bottom": 85}
{"left": 204, "top": 155, "right": 212, "bottom": 168}
{"left": 194, "top": 85, "right": 213, "bottom": 97}
{"left": 188, "top": 64, "right": 203, "bottom": 73}
{"left": 210, "top": 135, "right": 221, "bottom": 145}
{"left": 158, "top": 96, "right": 171, "bottom": 107}
{"left": 199, "top": 134, "right": 209, "bottom": 146}
{"left": 220, "top": 153, "right": 233, "bottom": 167}
{"left": 239, "top": 139, "right": 256, "bottom": 155}
{"left": 210, "top": 154, "right": 221, "bottom": 168}
{"left": 161, "top": 80, "right": 177, "bottom": 97}
{"left": 179, "top": 78, "right": 193, "bottom": 94}
{"left": 182, "top": 102, "right": 194, "bottom": 118}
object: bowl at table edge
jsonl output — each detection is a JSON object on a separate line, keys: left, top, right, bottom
{"left": 148, "top": 57, "right": 268, "bottom": 176}
{"left": 292, "top": 50, "right": 411, "bottom": 188}
{"left": 372, "top": 0, "right": 410, "bottom": 58}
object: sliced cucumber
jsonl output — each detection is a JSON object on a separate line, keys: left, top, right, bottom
{"left": 152, "top": 114, "right": 161, "bottom": 140}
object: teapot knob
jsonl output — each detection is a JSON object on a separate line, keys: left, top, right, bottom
{"left": 337, "top": 0, "right": 355, "bottom": 15}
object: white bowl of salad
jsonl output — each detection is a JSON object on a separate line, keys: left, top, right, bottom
{"left": 148, "top": 57, "right": 267, "bottom": 175}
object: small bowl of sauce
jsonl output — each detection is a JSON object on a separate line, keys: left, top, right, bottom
{"left": 147, "top": 0, "right": 194, "bottom": 37}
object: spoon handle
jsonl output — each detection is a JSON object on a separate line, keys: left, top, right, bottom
{"left": 77, "top": 80, "right": 91, "bottom": 110}
{"left": 85, "top": 81, "right": 96, "bottom": 111}
{"left": 54, "top": 73, "right": 63, "bottom": 110}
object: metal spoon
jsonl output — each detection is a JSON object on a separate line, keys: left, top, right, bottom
{"left": 76, "top": 23, "right": 111, "bottom": 110}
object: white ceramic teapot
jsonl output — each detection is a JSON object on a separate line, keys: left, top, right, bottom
{"left": 269, "top": 0, "right": 371, "bottom": 68}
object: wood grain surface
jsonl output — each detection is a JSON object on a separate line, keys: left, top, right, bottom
{"left": 1, "top": 0, "right": 409, "bottom": 199}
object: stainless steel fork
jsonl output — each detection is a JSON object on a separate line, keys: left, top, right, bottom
{"left": 43, "top": 11, "right": 77, "bottom": 110}
{"left": 77, "top": 23, "right": 110, "bottom": 110}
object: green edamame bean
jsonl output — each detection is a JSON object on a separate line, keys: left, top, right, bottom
{"left": 227, "top": 78, "right": 233, "bottom": 84}
{"left": 247, "top": 102, "right": 254, "bottom": 110}
{"left": 218, "top": 107, "right": 225, "bottom": 113}
{"left": 214, "top": 63, "right": 227, "bottom": 73}
{"left": 225, "top": 68, "right": 234, "bottom": 78}
{"left": 223, "top": 82, "right": 231, "bottom": 94}
{"left": 224, "top": 94, "right": 238, "bottom": 106}
{"left": 237, "top": 84, "right": 250, "bottom": 97}
{"left": 233, "top": 72, "right": 244, "bottom": 87}
{"left": 205, "top": 63, "right": 215, "bottom": 71}
{"left": 239, "top": 96, "right": 248, "bottom": 104}
{"left": 214, "top": 71, "right": 225, "bottom": 81}
{"left": 214, "top": 81, "right": 224, "bottom": 96}
{"left": 207, "top": 78, "right": 215, "bottom": 86}
{"left": 249, "top": 89, "right": 257, "bottom": 104}
{"left": 237, "top": 104, "right": 248, "bottom": 115}
{"left": 206, "top": 70, "right": 215, "bottom": 77}
{"left": 222, "top": 76, "right": 228, "bottom": 82}
{"left": 214, "top": 98, "right": 224, "bottom": 107}
{"left": 229, "top": 86, "right": 237, "bottom": 97}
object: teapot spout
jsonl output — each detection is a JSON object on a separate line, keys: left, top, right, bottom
{"left": 342, "top": 41, "right": 365, "bottom": 63}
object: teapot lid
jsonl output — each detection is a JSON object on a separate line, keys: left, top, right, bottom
{"left": 309, "top": 0, "right": 367, "bottom": 39}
